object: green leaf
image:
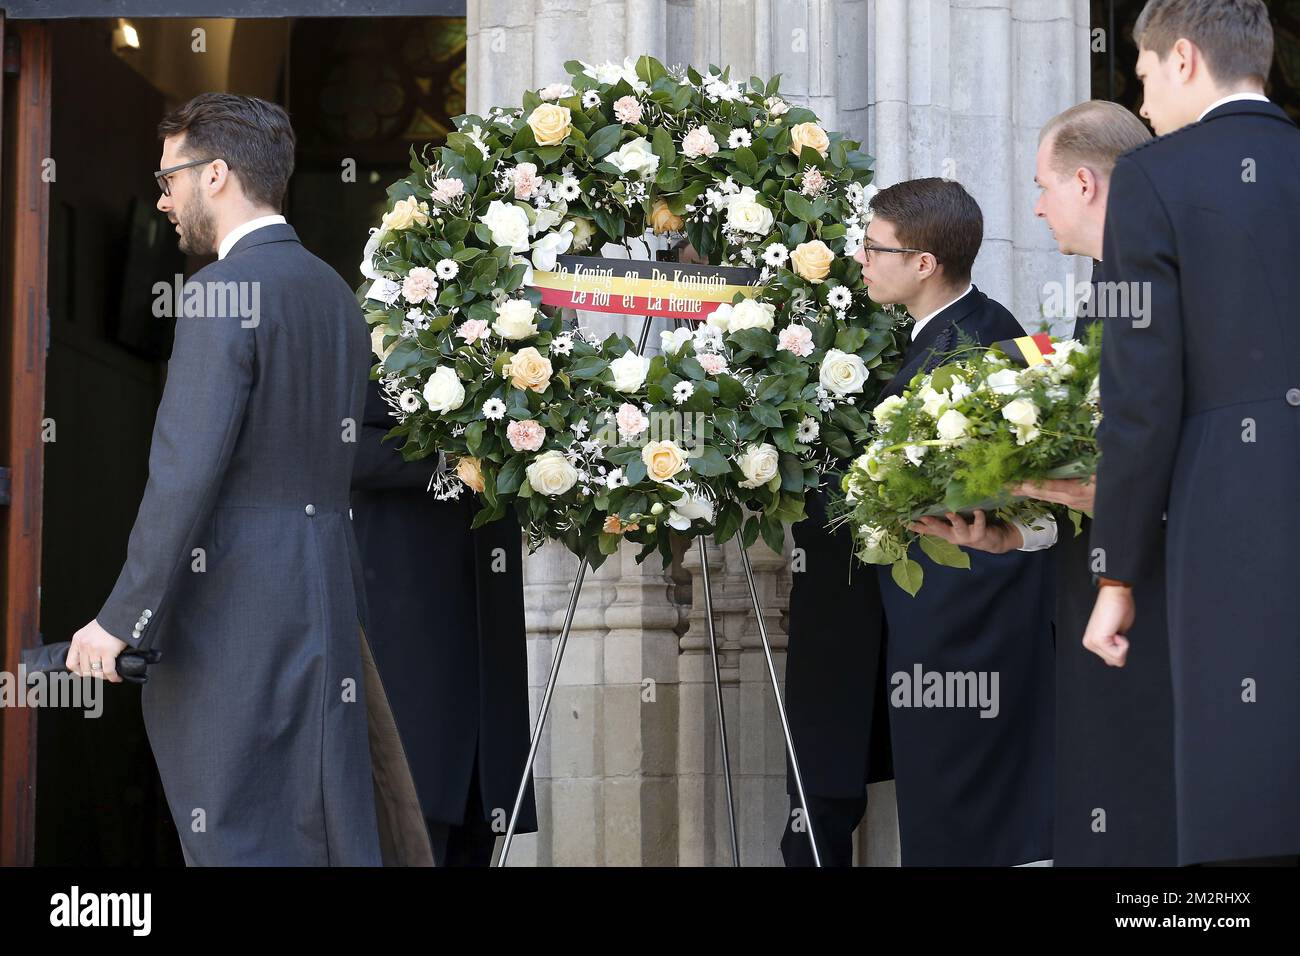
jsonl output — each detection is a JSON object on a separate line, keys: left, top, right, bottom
{"left": 652, "top": 125, "right": 677, "bottom": 168}
{"left": 759, "top": 512, "right": 786, "bottom": 556}
{"left": 750, "top": 403, "right": 783, "bottom": 429}
{"left": 891, "top": 558, "right": 924, "bottom": 596}
{"left": 783, "top": 190, "right": 817, "bottom": 223}
{"left": 735, "top": 146, "right": 758, "bottom": 179}
{"left": 689, "top": 444, "right": 733, "bottom": 477}
{"left": 587, "top": 123, "right": 623, "bottom": 159}
{"left": 465, "top": 420, "right": 487, "bottom": 457}
{"left": 714, "top": 500, "right": 742, "bottom": 544}
{"left": 918, "top": 535, "right": 972, "bottom": 570}
{"left": 567, "top": 356, "right": 610, "bottom": 379}
{"left": 778, "top": 452, "right": 804, "bottom": 492}
{"left": 497, "top": 455, "right": 526, "bottom": 495}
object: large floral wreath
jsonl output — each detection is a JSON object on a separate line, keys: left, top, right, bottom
{"left": 358, "top": 55, "right": 907, "bottom": 569}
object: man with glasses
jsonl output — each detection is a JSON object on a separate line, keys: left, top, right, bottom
{"left": 853, "top": 178, "right": 1057, "bottom": 865}
{"left": 65, "top": 92, "right": 429, "bottom": 865}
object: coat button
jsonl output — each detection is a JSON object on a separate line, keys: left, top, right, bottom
{"left": 1287, "top": 388, "right": 1300, "bottom": 406}
{"left": 142, "top": 609, "right": 152, "bottom": 618}
{"left": 305, "top": 504, "right": 316, "bottom": 516}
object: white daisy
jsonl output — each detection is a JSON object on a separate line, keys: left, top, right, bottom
{"left": 482, "top": 397, "right": 507, "bottom": 420}
{"left": 728, "top": 128, "right": 752, "bottom": 149}
{"left": 558, "top": 178, "right": 582, "bottom": 201}
{"left": 436, "top": 258, "right": 459, "bottom": 280}
{"left": 827, "top": 286, "right": 852, "bottom": 310}
{"left": 672, "top": 381, "right": 695, "bottom": 404}
{"left": 762, "top": 243, "right": 790, "bottom": 267}
{"left": 605, "top": 468, "right": 629, "bottom": 489}
{"left": 796, "top": 417, "right": 820, "bottom": 442}
{"left": 399, "top": 390, "right": 421, "bottom": 413}
{"left": 551, "top": 333, "right": 574, "bottom": 355}
{"left": 582, "top": 90, "right": 601, "bottom": 109}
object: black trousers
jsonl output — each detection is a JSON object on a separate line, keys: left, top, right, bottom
{"left": 425, "top": 750, "right": 499, "bottom": 867}
{"left": 780, "top": 793, "right": 868, "bottom": 867}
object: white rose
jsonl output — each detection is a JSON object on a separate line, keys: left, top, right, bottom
{"left": 493, "top": 298, "right": 540, "bottom": 340}
{"left": 949, "top": 379, "right": 973, "bottom": 402}
{"left": 608, "top": 136, "right": 660, "bottom": 181}
{"left": 819, "top": 348, "right": 869, "bottom": 396}
{"left": 1002, "top": 397, "right": 1040, "bottom": 444}
{"left": 724, "top": 187, "right": 775, "bottom": 235}
{"left": 903, "top": 444, "right": 928, "bottom": 466}
{"left": 659, "top": 326, "right": 692, "bottom": 355}
{"left": 526, "top": 450, "right": 579, "bottom": 496}
{"left": 1044, "top": 339, "right": 1083, "bottom": 373}
{"left": 919, "top": 385, "right": 950, "bottom": 418}
{"left": 422, "top": 366, "right": 466, "bottom": 414}
{"left": 737, "top": 443, "right": 780, "bottom": 489}
{"left": 480, "top": 200, "right": 531, "bottom": 253}
{"left": 610, "top": 351, "right": 652, "bottom": 392}
{"left": 873, "top": 394, "right": 906, "bottom": 428}
{"left": 667, "top": 494, "right": 715, "bottom": 530}
{"left": 935, "top": 408, "right": 971, "bottom": 443}
{"left": 985, "top": 368, "right": 1021, "bottom": 396}
{"left": 726, "top": 298, "right": 776, "bottom": 333}
{"left": 1086, "top": 374, "right": 1100, "bottom": 404}
{"left": 1002, "top": 397, "right": 1039, "bottom": 428}
{"left": 706, "top": 303, "right": 733, "bottom": 332}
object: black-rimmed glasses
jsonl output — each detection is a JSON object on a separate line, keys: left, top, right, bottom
{"left": 862, "top": 243, "right": 927, "bottom": 260}
{"left": 154, "top": 158, "right": 224, "bottom": 197}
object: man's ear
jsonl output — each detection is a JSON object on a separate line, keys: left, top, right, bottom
{"left": 1172, "top": 37, "right": 1198, "bottom": 85}
{"left": 206, "top": 159, "right": 235, "bottom": 198}
{"left": 1077, "top": 166, "right": 1100, "bottom": 203}
{"left": 916, "top": 251, "right": 939, "bottom": 282}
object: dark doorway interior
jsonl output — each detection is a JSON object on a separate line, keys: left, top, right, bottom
{"left": 36, "top": 14, "right": 463, "bottom": 865}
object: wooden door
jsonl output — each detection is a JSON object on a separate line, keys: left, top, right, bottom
{"left": 0, "top": 13, "right": 52, "bottom": 868}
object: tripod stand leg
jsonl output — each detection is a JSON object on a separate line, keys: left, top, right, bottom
{"left": 494, "top": 556, "right": 589, "bottom": 866}
{"left": 697, "top": 535, "right": 740, "bottom": 865}
{"left": 736, "top": 541, "right": 822, "bottom": 866}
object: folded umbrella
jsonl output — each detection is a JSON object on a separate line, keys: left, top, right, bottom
{"left": 22, "top": 641, "right": 161, "bottom": 685}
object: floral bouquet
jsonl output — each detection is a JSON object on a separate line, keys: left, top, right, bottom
{"left": 832, "top": 324, "right": 1102, "bottom": 594}
{"left": 358, "top": 55, "right": 908, "bottom": 570}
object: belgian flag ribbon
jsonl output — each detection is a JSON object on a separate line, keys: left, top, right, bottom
{"left": 528, "top": 255, "right": 762, "bottom": 320}
{"left": 992, "top": 332, "right": 1056, "bottom": 367}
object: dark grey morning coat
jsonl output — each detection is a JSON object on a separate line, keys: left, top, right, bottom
{"left": 96, "top": 222, "right": 431, "bottom": 866}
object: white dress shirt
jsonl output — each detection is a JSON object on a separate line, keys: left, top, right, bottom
{"left": 1197, "top": 92, "right": 1270, "bottom": 122}
{"left": 218, "top": 214, "right": 287, "bottom": 260}
{"left": 910, "top": 283, "right": 973, "bottom": 341}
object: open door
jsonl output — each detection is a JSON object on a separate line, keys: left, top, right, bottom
{"left": 0, "top": 12, "right": 52, "bottom": 868}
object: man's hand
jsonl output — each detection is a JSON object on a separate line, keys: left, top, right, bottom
{"left": 909, "top": 510, "right": 1022, "bottom": 554}
{"left": 66, "top": 620, "right": 128, "bottom": 682}
{"left": 1011, "top": 475, "right": 1096, "bottom": 512}
{"left": 1082, "top": 585, "right": 1134, "bottom": 667}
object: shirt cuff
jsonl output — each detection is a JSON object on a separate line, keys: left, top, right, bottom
{"left": 1010, "top": 514, "right": 1058, "bottom": 552}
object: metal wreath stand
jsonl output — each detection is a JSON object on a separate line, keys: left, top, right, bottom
{"left": 494, "top": 292, "right": 822, "bottom": 867}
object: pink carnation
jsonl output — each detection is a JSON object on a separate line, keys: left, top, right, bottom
{"left": 777, "top": 324, "right": 814, "bottom": 357}
{"left": 430, "top": 177, "right": 464, "bottom": 203}
{"left": 402, "top": 267, "right": 438, "bottom": 304}
{"left": 681, "top": 126, "right": 719, "bottom": 159}
{"left": 513, "top": 162, "right": 541, "bottom": 200}
{"left": 615, "top": 402, "right": 649, "bottom": 439}
{"left": 506, "top": 419, "right": 546, "bottom": 452}
{"left": 613, "top": 95, "right": 643, "bottom": 124}
{"left": 697, "top": 353, "right": 728, "bottom": 375}
{"left": 456, "top": 318, "right": 491, "bottom": 343}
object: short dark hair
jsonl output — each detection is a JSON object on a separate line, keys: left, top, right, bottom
{"left": 868, "top": 178, "right": 983, "bottom": 283}
{"left": 158, "top": 93, "right": 296, "bottom": 210}
{"left": 1134, "top": 0, "right": 1273, "bottom": 86}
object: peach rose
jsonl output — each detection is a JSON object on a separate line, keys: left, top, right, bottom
{"left": 527, "top": 104, "right": 572, "bottom": 146}
{"left": 506, "top": 346, "right": 553, "bottom": 393}
{"left": 790, "top": 240, "right": 834, "bottom": 283}
{"left": 649, "top": 198, "right": 685, "bottom": 235}
{"left": 789, "top": 122, "right": 830, "bottom": 158}
{"left": 642, "top": 439, "right": 688, "bottom": 483}
{"left": 455, "top": 456, "right": 486, "bottom": 493}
